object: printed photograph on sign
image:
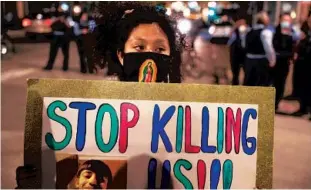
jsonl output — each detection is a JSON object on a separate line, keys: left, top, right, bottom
{"left": 54, "top": 153, "right": 127, "bottom": 189}
{"left": 41, "top": 96, "right": 259, "bottom": 189}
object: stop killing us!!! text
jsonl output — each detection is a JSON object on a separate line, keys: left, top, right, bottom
{"left": 44, "top": 100, "right": 258, "bottom": 189}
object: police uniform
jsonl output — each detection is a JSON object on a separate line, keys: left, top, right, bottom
{"left": 82, "top": 15, "right": 97, "bottom": 73}
{"left": 287, "top": 18, "right": 311, "bottom": 101}
{"left": 44, "top": 13, "right": 70, "bottom": 71}
{"left": 71, "top": 13, "right": 87, "bottom": 73}
{"left": 244, "top": 24, "right": 276, "bottom": 86}
{"left": 292, "top": 30, "right": 311, "bottom": 116}
{"left": 1, "top": 15, "right": 16, "bottom": 53}
{"left": 228, "top": 28, "right": 247, "bottom": 85}
{"left": 272, "top": 25, "right": 296, "bottom": 109}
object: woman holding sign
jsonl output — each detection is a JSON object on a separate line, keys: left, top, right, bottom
{"left": 16, "top": 2, "right": 184, "bottom": 189}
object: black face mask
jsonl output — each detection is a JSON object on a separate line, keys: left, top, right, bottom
{"left": 121, "top": 52, "right": 171, "bottom": 82}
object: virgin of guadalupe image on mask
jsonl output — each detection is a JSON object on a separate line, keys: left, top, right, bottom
{"left": 138, "top": 59, "right": 158, "bottom": 82}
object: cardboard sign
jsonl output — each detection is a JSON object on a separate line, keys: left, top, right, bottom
{"left": 24, "top": 79, "right": 275, "bottom": 189}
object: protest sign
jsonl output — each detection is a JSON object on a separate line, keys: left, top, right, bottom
{"left": 24, "top": 78, "right": 275, "bottom": 189}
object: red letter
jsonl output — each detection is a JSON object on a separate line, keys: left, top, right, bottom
{"left": 185, "top": 106, "right": 200, "bottom": 153}
{"left": 119, "top": 103, "right": 139, "bottom": 153}
{"left": 225, "top": 108, "right": 241, "bottom": 154}
{"left": 197, "top": 160, "right": 206, "bottom": 189}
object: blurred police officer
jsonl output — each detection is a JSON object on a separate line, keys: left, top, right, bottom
{"left": 244, "top": 11, "right": 276, "bottom": 86}
{"left": 71, "top": 4, "right": 88, "bottom": 73}
{"left": 228, "top": 19, "right": 249, "bottom": 85}
{"left": 44, "top": 9, "right": 71, "bottom": 71}
{"left": 272, "top": 13, "right": 299, "bottom": 111}
{"left": 291, "top": 14, "right": 311, "bottom": 119}
{"left": 1, "top": 12, "right": 16, "bottom": 53}
{"left": 285, "top": 12, "right": 311, "bottom": 101}
{"left": 81, "top": 12, "right": 97, "bottom": 73}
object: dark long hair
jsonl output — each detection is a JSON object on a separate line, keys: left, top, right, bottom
{"left": 93, "top": 2, "right": 184, "bottom": 83}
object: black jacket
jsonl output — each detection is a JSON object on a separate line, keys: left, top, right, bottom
{"left": 273, "top": 25, "right": 295, "bottom": 58}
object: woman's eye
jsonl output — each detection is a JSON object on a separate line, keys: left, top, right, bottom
{"left": 134, "top": 45, "right": 144, "bottom": 51}
{"left": 155, "top": 48, "right": 165, "bottom": 53}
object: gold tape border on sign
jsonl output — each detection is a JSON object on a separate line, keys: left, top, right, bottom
{"left": 24, "top": 78, "right": 275, "bottom": 189}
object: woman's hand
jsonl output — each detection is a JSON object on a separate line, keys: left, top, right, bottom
{"left": 15, "top": 165, "right": 37, "bottom": 189}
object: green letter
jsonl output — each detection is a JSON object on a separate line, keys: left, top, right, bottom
{"left": 173, "top": 159, "right": 193, "bottom": 189}
{"left": 45, "top": 100, "right": 72, "bottom": 150}
{"left": 95, "top": 104, "right": 119, "bottom": 152}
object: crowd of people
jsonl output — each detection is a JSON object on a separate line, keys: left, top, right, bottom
{"left": 24, "top": 2, "right": 311, "bottom": 121}
{"left": 4, "top": 2, "right": 309, "bottom": 113}
{"left": 228, "top": 11, "right": 311, "bottom": 120}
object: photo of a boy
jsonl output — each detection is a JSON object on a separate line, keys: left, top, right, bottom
{"left": 69, "top": 160, "right": 113, "bottom": 189}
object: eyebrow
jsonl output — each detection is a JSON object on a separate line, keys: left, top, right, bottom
{"left": 154, "top": 39, "right": 167, "bottom": 45}
{"left": 130, "top": 37, "right": 167, "bottom": 44}
{"left": 130, "top": 37, "right": 145, "bottom": 42}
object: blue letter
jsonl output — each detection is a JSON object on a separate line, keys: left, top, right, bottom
{"left": 242, "top": 108, "right": 257, "bottom": 155}
{"left": 69, "top": 102, "right": 96, "bottom": 151}
{"left": 148, "top": 158, "right": 157, "bottom": 189}
{"left": 151, "top": 104, "right": 175, "bottom": 153}
{"left": 210, "top": 159, "right": 221, "bottom": 189}
{"left": 201, "top": 106, "right": 216, "bottom": 153}
{"left": 161, "top": 160, "right": 172, "bottom": 189}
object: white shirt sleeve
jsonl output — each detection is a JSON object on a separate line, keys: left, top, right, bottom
{"left": 260, "top": 29, "right": 276, "bottom": 64}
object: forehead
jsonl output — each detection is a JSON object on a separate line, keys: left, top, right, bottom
{"left": 80, "top": 169, "right": 106, "bottom": 179}
{"left": 127, "top": 23, "right": 169, "bottom": 42}
{"left": 80, "top": 169, "right": 98, "bottom": 176}
{"left": 282, "top": 15, "right": 291, "bottom": 20}
{"left": 260, "top": 12, "right": 267, "bottom": 17}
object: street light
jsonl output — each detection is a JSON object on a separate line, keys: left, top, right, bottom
{"left": 208, "top": 2, "right": 217, "bottom": 8}
{"left": 166, "top": 8, "right": 172, "bottom": 16}
{"left": 188, "top": 1, "right": 199, "bottom": 9}
{"left": 73, "top": 5, "right": 82, "bottom": 15}
{"left": 171, "top": 1, "right": 185, "bottom": 12}
{"left": 60, "top": 3, "right": 69, "bottom": 12}
{"left": 290, "top": 11, "right": 297, "bottom": 19}
{"left": 183, "top": 8, "right": 191, "bottom": 17}
{"left": 36, "top": 14, "right": 43, "bottom": 20}
{"left": 1, "top": 45, "right": 8, "bottom": 55}
{"left": 208, "top": 25, "right": 216, "bottom": 34}
{"left": 208, "top": 9, "right": 215, "bottom": 16}
{"left": 177, "top": 19, "right": 192, "bottom": 34}
{"left": 202, "top": 8, "right": 209, "bottom": 16}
